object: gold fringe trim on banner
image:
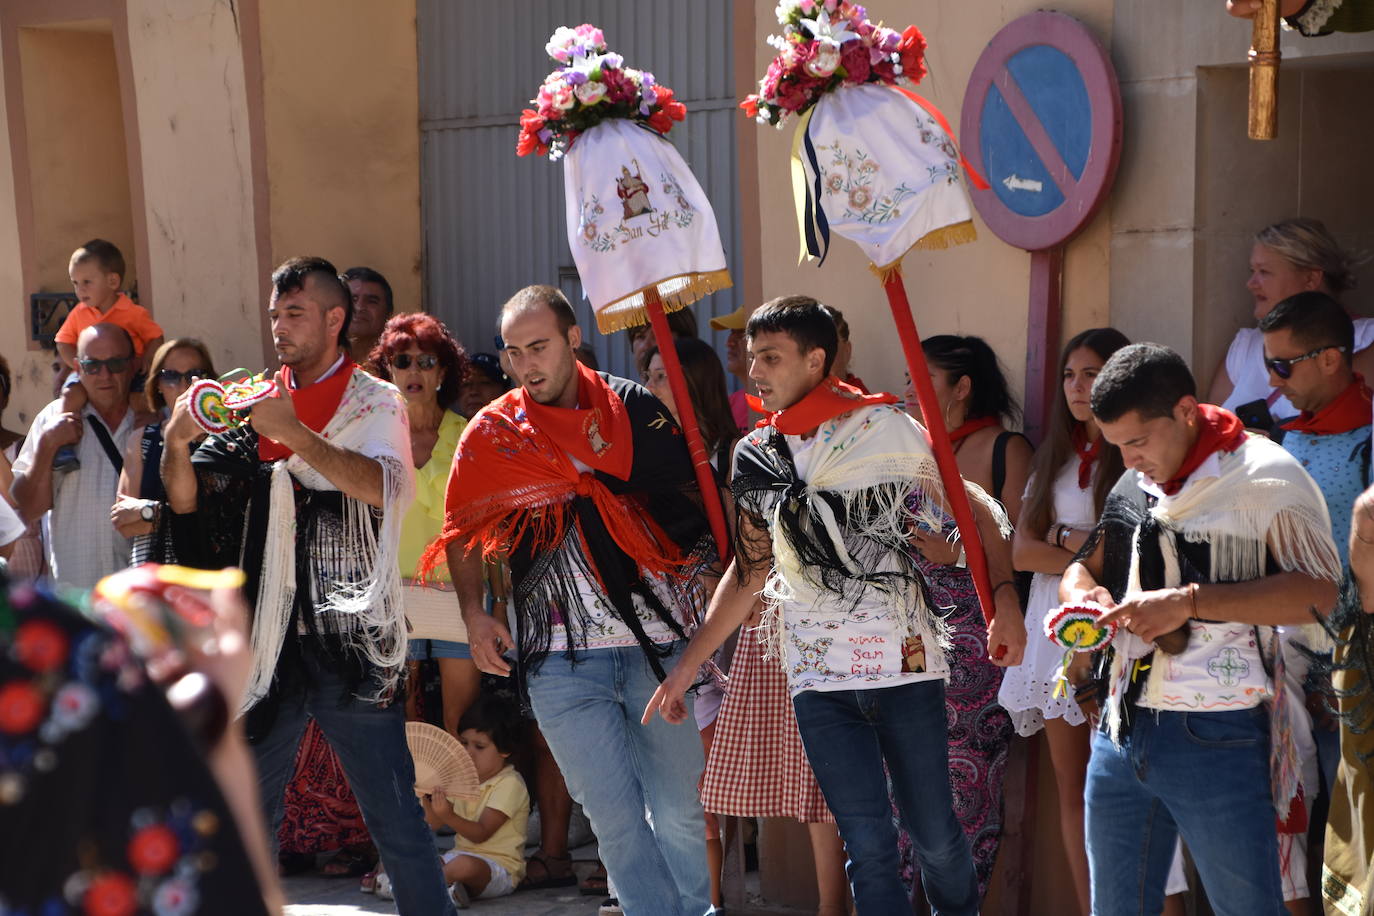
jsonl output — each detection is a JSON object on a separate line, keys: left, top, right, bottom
{"left": 594, "top": 268, "right": 734, "bottom": 334}
{"left": 867, "top": 220, "right": 979, "bottom": 284}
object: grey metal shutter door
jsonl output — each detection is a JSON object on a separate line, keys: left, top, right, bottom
{"left": 418, "top": 0, "right": 745, "bottom": 380}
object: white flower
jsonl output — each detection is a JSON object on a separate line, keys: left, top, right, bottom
{"left": 774, "top": 0, "right": 801, "bottom": 24}
{"left": 800, "top": 9, "right": 859, "bottom": 46}
{"left": 805, "top": 42, "right": 841, "bottom": 77}
{"left": 575, "top": 80, "right": 607, "bottom": 105}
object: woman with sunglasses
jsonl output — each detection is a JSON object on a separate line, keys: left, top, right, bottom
{"left": 1207, "top": 217, "right": 1370, "bottom": 425}
{"left": 370, "top": 314, "right": 478, "bottom": 736}
{"left": 112, "top": 338, "right": 215, "bottom": 564}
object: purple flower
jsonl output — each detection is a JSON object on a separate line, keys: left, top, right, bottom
{"left": 641, "top": 72, "right": 656, "bottom": 88}
{"left": 538, "top": 127, "right": 553, "bottom": 143}
{"left": 642, "top": 86, "right": 659, "bottom": 106}
{"left": 602, "top": 52, "right": 624, "bottom": 69}
{"left": 564, "top": 69, "right": 589, "bottom": 86}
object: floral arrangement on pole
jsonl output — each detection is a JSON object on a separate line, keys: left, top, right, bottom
{"left": 742, "top": 0, "right": 928, "bottom": 128}
{"left": 517, "top": 25, "right": 688, "bottom": 160}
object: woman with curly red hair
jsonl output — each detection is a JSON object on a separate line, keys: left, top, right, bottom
{"left": 369, "top": 313, "right": 475, "bottom": 736}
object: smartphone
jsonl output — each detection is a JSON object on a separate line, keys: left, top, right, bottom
{"left": 1234, "top": 397, "right": 1276, "bottom": 434}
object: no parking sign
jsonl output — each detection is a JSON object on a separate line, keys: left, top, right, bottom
{"left": 959, "top": 12, "right": 1122, "bottom": 439}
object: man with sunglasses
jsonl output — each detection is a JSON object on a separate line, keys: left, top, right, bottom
{"left": 11, "top": 323, "right": 148, "bottom": 589}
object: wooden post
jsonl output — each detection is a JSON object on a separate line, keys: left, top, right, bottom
{"left": 1248, "top": 0, "right": 1281, "bottom": 140}
{"left": 1023, "top": 246, "right": 1064, "bottom": 446}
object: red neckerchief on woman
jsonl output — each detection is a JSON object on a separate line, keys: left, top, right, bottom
{"left": 1281, "top": 374, "right": 1373, "bottom": 436}
{"left": 1158, "top": 404, "right": 1247, "bottom": 496}
{"left": 420, "top": 360, "right": 681, "bottom": 581}
{"left": 1071, "top": 422, "right": 1102, "bottom": 490}
{"left": 947, "top": 414, "right": 1000, "bottom": 444}
{"left": 258, "top": 358, "right": 356, "bottom": 461}
{"left": 745, "top": 375, "right": 898, "bottom": 436}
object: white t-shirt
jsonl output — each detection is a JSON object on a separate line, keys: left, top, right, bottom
{"left": 778, "top": 431, "right": 945, "bottom": 697}
{"left": 11, "top": 400, "right": 133, "bottom": 591}
{"left": 1222, "top": 320, "right": 1374, "bottom": 419}
{"left": 1134, "top": 452, "right": 1269, "bottom": 712}
{"left": 545, "top": 453, "right": 693, "bottom": 652}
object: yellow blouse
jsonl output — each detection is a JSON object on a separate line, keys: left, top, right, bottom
{"left": 399, "top": 409, "right": 466, "bottom": 583}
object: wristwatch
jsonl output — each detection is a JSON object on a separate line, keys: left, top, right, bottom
{"left": 140, "top": 502, "right": 158, "bottom": 523}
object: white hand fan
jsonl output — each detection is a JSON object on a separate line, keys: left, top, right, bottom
{"left": 406, "top": 722, "right": 480, "bottom": 800}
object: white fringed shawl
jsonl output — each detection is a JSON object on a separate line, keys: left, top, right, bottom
{"left": 758, "top": 404, "right": 1008, "bottom": 660}
{"left": 242, "top": 371, "right": 415, "bottom": 712}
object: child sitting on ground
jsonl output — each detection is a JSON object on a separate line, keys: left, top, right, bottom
{"left": 422, "top": 694, "right": 530, "bottom": 908}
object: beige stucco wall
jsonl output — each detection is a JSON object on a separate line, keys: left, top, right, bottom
{"left": 257, "top": 0, "right": 423, "bottom": 317}
{"left": 0, "top": 30, "right": 45, "bottom": 430}
{"left": 750, "top": 0, "right": 1114, "bottom": 415}
{"left": 125, "top": 0, "right": 262, "bottom": 376}
{"left": 1110, "top": 0, "right": 1374, "bottom": 391}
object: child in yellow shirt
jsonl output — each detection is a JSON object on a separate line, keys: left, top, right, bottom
{"left": 422, "top": 695, "right": 530, "bottom": 908}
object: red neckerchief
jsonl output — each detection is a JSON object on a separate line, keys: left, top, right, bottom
{"left": 842, "top": 372, "right": 871, "bottom": 395}
{"left": 1071, "top": 423, "right": 1102, "bottom": 490}
{"left": 421, "top": 367, "right": 683, "bottom": 582}
{"left": 258, "top": 358, "right": 356, "bottom": 461}
{"left": 948, "top": 414, "right": 1000, "bottom": 444}
{"left": 1158, "top": 404, "right": 1246, "bottom": 496}
{"left": 519, "top": 361, "right": 633, "bottom": 480}
{"left": 745, "top": 375, "right": 898, "bottom": 436}
{"left": 1281, "top": 374, "right": 1373, "bottom": 436}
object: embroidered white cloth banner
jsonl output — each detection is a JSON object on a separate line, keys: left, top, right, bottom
{"left": 798, "top": 83, "right": 975, "bottom": 270}
{"left": 563, "top": 118, "right": 731, "bottom": 333}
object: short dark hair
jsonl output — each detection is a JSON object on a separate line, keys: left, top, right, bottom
{"left": 1090, "top": 342, "right": 1196, "bottom": 423}
{"left": 1258, "top": 290, "right": 1354, "bottom": 356}
{"left": 819, "top": 304, "right": 850, "bottom": 341}
{"left": 456, "top": 693, "right": 522, "bottom": 755}
{"left": 922, "top": 335, "right": 1019, "bottom": 423}
{"left": 341, "top": 266, "right": 394, "bottom": 315}
{"left": 270, "top": 256, "right": 352, "bottom": 347}
{"left": 745, "top": 295, "right": 839, "bottom": 374}
{"left": 70, "top": 239, "right": 126, "bottom": 284}
{"left": 500, "top": 284, "right": 577, "bottom": 337}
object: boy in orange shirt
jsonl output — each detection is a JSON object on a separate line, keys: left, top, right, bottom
{"left": 52, "top": 239, "right": 163, "bottom": 470}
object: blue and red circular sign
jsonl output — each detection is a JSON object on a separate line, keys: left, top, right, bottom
{"left": 960, "top": 12, "right": 1122, "bottom": 252}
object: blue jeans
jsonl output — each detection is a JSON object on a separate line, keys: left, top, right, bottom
{"left": 1085, "top": 707, "right": 1285, "bottom": 916}
{"left": 251, "top": 641, "right": 456, "bottom": 916}
{"left": 526, "top": 643, "right": 710, "bottom": 916}
{"left": 792, "top": 679, "right": 979, "bottom": 916}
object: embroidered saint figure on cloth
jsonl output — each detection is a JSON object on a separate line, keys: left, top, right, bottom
{"left": 1207, "top": 647, "right": 1251, "bottom": 687}
{"left": 616, "top": 161, "right": 654, "bottom": 220}
{"left": 901, "top": 634, "right": 927, "bottom": 673}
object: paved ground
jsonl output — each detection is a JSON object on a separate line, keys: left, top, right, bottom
{"left": 281, "top": 846, "right": 808, "bottom": 916}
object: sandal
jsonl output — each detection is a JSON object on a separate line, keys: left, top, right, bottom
{"left": 359, "top": 868, "right": 380, "bottom": 895}
{"left": 580, "top": 862, "right": 609, "bottom": 897}
{"left": 321, "top": 848, "right": 374, "bottom": 878}
{"left": 521, "top": 850, "right": 577, "bottom": 890}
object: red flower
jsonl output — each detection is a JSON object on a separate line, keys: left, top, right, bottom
{"left": 84, "top": 872, "right": 137, "bottom": 916}
{"left": 14, "top": 619, "right": 68, "bottom": 672}
{"left": 128, "top": 823, "right": 180, "bottom": 874}
{"left": 519, "top": 108, "right": 545, "bottom": 134}
{"left": 840, "top": 39, "right": 870, "bottom": 83}
{"left": 647, "top": 109, "right": 673, "bottom": 134}
{"left": 0, "top": 680, "right": 44, "bottom": 734}
{"left": 740, "top": 96, "right": 760, "bottom": 118}
{"left": 898, "top": 25, "right": 928, "bottom": 85}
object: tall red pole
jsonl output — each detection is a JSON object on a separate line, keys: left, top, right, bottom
{"left": 644, "top": 291, "right": 732, "bottom": 565}
{"left": 883, "top": 272, "right": 998, "bottom": 627}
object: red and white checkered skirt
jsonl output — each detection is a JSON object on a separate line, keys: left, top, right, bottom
{"left": 699, "top": 626, "right": 834, "bottom": 823}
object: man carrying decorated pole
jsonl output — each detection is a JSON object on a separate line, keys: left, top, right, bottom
{"left": 516, "top": 23, "right": 733, "bottom": 565}
{"left": 644, "top": 296, "right": 1024, "bottom": 915}
{"left": 423, "top": 285, "right": 717, "bottom": 916}
{"left": 742, "top": 1, "right": 1002, "bottom": 627}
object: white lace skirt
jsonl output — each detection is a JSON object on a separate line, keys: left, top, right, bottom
{"left": 995, "top": 571, "right": 1087, "bottom": 736}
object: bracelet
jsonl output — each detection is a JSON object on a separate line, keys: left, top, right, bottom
{"left": 1057, "top": 525, "right": 1071, "bottom": 548}
{"left": 1188, "top": 582, "right": 1200, "bottom": 620}
{"left": 1046, "top": 523, "right": 1062, "bottom": 546}
{"left": 992, "top": 580, "right": 1017, "bottom": 598}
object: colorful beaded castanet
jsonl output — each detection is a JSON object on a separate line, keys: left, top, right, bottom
{"left": 185, "top": 372, "right": 277, "bottom": 434}
{"left": 1043, "top": 603, "right": 1117, "bottom": 699}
